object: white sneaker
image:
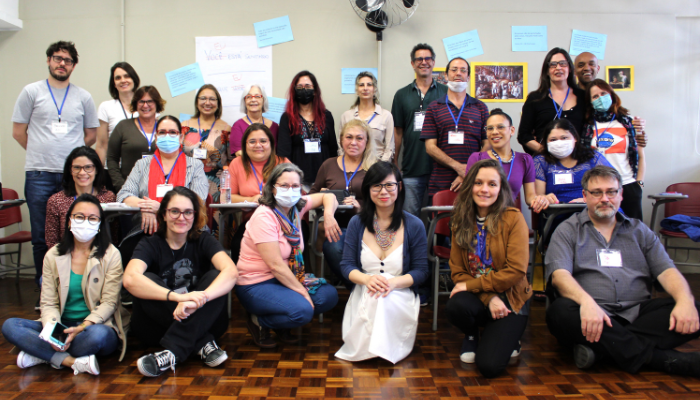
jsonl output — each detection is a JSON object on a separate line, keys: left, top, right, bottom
{"left": 17, "top": 351, "right": 47, "bottom": 369}
{"left": 511, "top": 341, "right": 521, "bottom": 358}
{"left": 71, "top": 355, "right": 100, "bottom": 375}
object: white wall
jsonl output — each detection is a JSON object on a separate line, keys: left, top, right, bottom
{"left": 1, "top": 0, "right": 699, "bottom": 272}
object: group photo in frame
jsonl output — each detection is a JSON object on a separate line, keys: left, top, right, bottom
{"left": 471, "top": 62, "right": 528, "bottom": 102}
{"left": 606, "top": 65, "right": 634, "bottom": 91}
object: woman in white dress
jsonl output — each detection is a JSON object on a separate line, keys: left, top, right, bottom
{"left": 336, "top": 161, "right": 429, "bottom": 364}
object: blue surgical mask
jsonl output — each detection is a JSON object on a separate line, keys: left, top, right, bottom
{"left": 156, "top": 135, "right": 181, "bottom": 154}
{"left": 275, "top": 186, "right": 302, "bottom": 208}
{"left": 592, "top": 94, "right": 613, "bottom": 112}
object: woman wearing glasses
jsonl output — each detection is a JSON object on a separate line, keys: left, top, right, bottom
{"left": 231, "top": 85, "right": 278, "bottom": 157}
{"left": 107, "top": 86, "right": 165, "bottom": 192}
{"left": 517, "top": 48, "right": 585, "bottom": 156}
{"left": 335, "top": 161, "right": 428, "bottom": 364}
{"left": 46, "top": 146, "right": 117, "bottom": 250}
{"left": 277, "top": 71, "right": 338, "bottom": 186}
{"left": 124, "top": 187, "right": 238, "bottom": 377}
{"left": 117, "top": 116, "right": 208, "bottom": 235}
{"left": 235, "top": 163, "right": 340, "bottom": 348}
{"left": 2, "top": 194, "right": 130, "bottom": 375}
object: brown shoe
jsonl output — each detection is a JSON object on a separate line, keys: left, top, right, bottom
{"left": 246, "top": 314, "right": 276, "bottom": 348}
{"left": 274, "top": 329, "right": 300, "bottom": 345}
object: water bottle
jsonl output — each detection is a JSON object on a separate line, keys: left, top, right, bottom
{"left": 220, "top": 166, "right": 231, "bottom": 204}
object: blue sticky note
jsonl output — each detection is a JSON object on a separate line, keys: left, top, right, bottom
{"left": 179, "top": 113, "right": 192, "bottom": 123}
{"left": 165, "top": 63, "right": 205, "bottom": 98}
{"left": 443, "top": 30, "right": 484, "bottom": 61}
{"left": 341, "top": 68, "right": 379, "bottom": 94}
{"left": 262, "top": 97, "right": 287, "bottom": 124}
{"left": 254, "top": 15, "right": 294, "bottom": 48}
{"left": 570, "top": 29, "right": 607, "bottom": 60}
{"left": 512, "top": 26, "right": 548, "bottom": 52}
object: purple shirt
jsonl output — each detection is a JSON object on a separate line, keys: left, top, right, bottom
{"left": 466, "top": 151, "right": 535, "bottom": 201}
{"left": 230, "top": 118, "right": 279, "bottom": 155}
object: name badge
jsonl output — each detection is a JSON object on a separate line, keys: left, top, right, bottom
{"left": 156, "top": 184, "right": 174, "bottom": 198}
{"left": 553, "top": 172, "right": 573, "bottom": 185}
{"left": 51, "top": 121, "right": 68, "bottom": 135}
{"left": 597, "top": 249, "right": 622, "bottom": 268}
{"left": 448, "top": 131, "right": 465, "bottom": 145}
{"left": 304, "top": 138, "right": 321, "bottom": 153}
{"left": 173, "top": 286, "right": 189, "bottom": 295}
{"left": 413, "top": 112, "right": 425, "bottom": 131}
{"left": 193, "top": 148, "right": 207, "bottom": 159}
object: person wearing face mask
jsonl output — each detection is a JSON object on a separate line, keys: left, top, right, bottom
{"left": 582, "top": 79, "right": 645, "bottom": 220}
{"left": 277, "top": 71, "right": 338, "bottom": 186}
{"left": 117, "top": 116, "right": 208, "bottom": 236}
{"left": 231, "top": 84, "right": 279, "bottom": 157}
{"left": 2, "top": 194, "right": 130, "bottom": 375}
{"left": 235, "top": 163, "right": 340, "bottom": 348}
{"left": 421, "top": 57, "right": 489, "bottom": 197}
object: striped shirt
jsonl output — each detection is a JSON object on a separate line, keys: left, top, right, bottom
{"left": 420, "top": 94, "right": 488, "bottom": 195}
{"left": 117, "top": 154, "right": 209, "bottom": 203}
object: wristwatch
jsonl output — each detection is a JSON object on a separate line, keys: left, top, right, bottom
{"left": 637, "top": 180, "right": 644, "bottom": 187}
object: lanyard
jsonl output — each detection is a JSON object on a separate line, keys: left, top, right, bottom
{"left": 549, "top": 87, "right": 570, "bottom": 120}
{"left": 446, "top": 94, "right": 467, "bottom": 131}
{"left": 153, "top": 151, "right": 183, "bottom": 184}
{"left": 594, "top": 114, "right": 616, "bottom": 145}
{"left": 366, "top": 113, "right": 376, "bottom": 125}
{"left": 273, "top": 208, "right": 299, "bottom": 234}
{"left": 137, "top": 118, "right": 156, "bottom": 151}
{"left": 197, "top": 117, "right": 217, "bottom": 141}
{"left": 250, "top": 162, "right": 263, "bottom": 194}
{"left": 342, "top": 155, "right": 363, "bottom": 191}
{"left": 170, "top": 241, "right": 188, "bottom": 260}
{"left": 246, "top": 115, "right": 266, "bottom": 126}
{"left": 73, "top": 187, "right": 94, "bottom": 201}
{"left": 46, "top": 80, "right": 70, "bottom": 122}
{"left": 492, "top": 150, "right": 514, "bottom": 183}
{"left": 119, "top": 100, "right": 132, "bottom": 120}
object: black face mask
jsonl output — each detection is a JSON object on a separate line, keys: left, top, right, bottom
{"left": 295, "top": 88, "right": 315, "bottom": 105}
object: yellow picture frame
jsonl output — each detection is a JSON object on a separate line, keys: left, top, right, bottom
{"left": 606, "top": 65, "right": 634, "bottom": 91}
{"left": 470, "top": 62, "right": 528, "bottom": 103}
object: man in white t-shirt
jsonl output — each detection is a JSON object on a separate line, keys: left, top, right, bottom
{"left": 11, "top": 41, "right": 99, "bottom": 304}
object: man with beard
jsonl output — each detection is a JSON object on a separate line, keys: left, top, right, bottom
{"left": 545, "top": 166, "right": 700, "bottom": 377}
{"left": 12, "top": 41, "right": 99, "bottom": 306}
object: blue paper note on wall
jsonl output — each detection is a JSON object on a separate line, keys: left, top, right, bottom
{"left": 165, "top": 63, "right": 205, "bottom": 98}
{"left": 512, "top": 26, "right": 548, "bottom": 52}
{"left": 341, "top": 68, "right": 379, "bottom": 94}
{"left": 262, "top": 97, "right": 287, "bottom": 124}
{"left": 569, "top": 29, "right": 607, "bottom": 59}
{"left": 254, "top": 15, "right": 294, "bottom": 48}
{"left": 443, "top": 30, "right": 484, "bottom": 61}
{"left": 179, "top": 113, "right": 192, "bottom": 123}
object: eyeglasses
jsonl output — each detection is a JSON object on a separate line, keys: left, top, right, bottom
{"left": 370, "top": 182, "right": 398, "bottom": 193}
{"left": 197, "top": 96, "right": 217, "bottom": 103}
{"left": 549, "top": 60, "right": 569, "bottom": 69}
{"left": 245, "top": 94, "right": 263, "bottom": 100}
{"left": 275, "top": 183, "right": 301, "bottom": 190}
{"left": 484, "top": 125, "right": 510, "bottom": 133}
{"left": 247, "top": 138, "right": 269, "bottom": 146}
{"left": 51, "top": 55, "right": 75, "bottom": 66}
{"left": 71, "top": 213, "right": 101, "bottom": 225}
{"left": 71, "top": 164, "right": 95, "bottom": 173}
{"left": 295, "top": 85, "right": 314, "bottom": 90}
{"left": 138, "top": 99, "right": 155, "bottom": 106}
{"left": 167, "top": 208, "right": 195, "bottom": 220}
{"left": 413, "top": 56, "right": 434, "bottom": 63}
{"left": 156, "top": 130, "right": 180, "bottom": 137}
{"left": 585, "top": 189, "right": 620, "bottom": 198}
{"left": 449, "top": 68, "right": 468, "bottom": 74}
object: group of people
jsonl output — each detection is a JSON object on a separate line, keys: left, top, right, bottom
{"left": 2, "top": 40, "right": 698, "bottom": 381}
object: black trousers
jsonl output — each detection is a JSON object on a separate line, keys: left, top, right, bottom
{"left": 446, "top": 292, "right": 528, "bottom": 378}
{"left": 131, "top": 269, "right": 229, "bottom": 361}
{"left": 621, "top": 181, "right": 643, "bottom": 220}
{"left": 546, "top": 297, "right": 700, "bottom": 373}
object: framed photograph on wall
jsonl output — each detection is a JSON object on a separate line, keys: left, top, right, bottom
{"left": 606, "top": 66, "right": 634, "bottom": 91}
{"left": 470, "top": 62, "right": 527, "bottom": 102}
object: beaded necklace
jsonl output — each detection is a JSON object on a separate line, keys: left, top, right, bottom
{"left": 373, "top": 215, "right": 397, "bottom": 251}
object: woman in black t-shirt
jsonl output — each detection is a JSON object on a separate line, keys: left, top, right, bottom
{"left": 124, "top": 187, "right": 239, "bottom": 377}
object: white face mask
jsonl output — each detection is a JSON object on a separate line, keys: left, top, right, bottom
{"left": 547, "top": 139, "right": 575, "bottom": 159}
{"left": 447, "top": 80, "right": 468, "bottom": 93}
{"left": 275, "top": 186, "right": 302, "bottom": 208}
{"left": 70, "top": 219, "right": 99, "bottom": 243}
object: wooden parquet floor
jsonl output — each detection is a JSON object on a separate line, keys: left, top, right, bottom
{"left": 1, "top": 276, "right": 700, "bottom": 399}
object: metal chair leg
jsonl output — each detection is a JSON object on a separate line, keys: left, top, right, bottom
{"left": 432, "top": 258, "right": 440, "bottom": 331}
{"left": 16, "top": 243, "right": 22, "bottom": 283}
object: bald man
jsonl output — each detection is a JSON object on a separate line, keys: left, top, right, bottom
{"left": 574, "top": 52, "right": 600, "bottom": 90}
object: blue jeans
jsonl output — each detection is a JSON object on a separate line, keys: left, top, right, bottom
{"left": 235, "top": 278, "right": 338, "bottom": 329}
{"left": 322, "top": 228, "right": 352, "bottom": 290}
{"left": 403, "top": 175, "right": 429, "bottom": 217}
{"left": 25, "top": 171, "right": 63, "bottom": 285}
{"left": 1, "top": 318, "right": 119, "bottom": 368}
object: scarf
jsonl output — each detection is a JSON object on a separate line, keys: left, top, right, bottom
{"left": 147, "top": 149, "right": 187, "bottom": 201}
{"left": 583, "top": 111, "right": 639, "bottom": 178}
{"left": 273, "top": 207, "right": 305, "bottom": 283}
{"left": 468, "top": 221, "right": 493, "bottom": 278}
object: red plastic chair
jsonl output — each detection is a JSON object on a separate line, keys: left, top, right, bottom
{"left": 0, "top": 188, "right": 33, "bottom": 282}
{"left": 652, "top": 183, "right": 700, "bottom": 268}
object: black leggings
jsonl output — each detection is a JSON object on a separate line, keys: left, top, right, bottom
{"left": 446, "top": 292, "right": 528, "bottom": 378}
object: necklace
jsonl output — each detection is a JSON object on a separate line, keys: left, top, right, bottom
{"left": 491, "top": 149, "right": 514, "bottom": 163}
{"left": 373, "top": 215, "right": 397, "bottom": 251}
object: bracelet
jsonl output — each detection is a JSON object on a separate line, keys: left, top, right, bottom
{"left": 79, "top": 322, "right": 87, "bottom": 330}
{"left": 167, "top": 290, "right": 173, "bottom": 301}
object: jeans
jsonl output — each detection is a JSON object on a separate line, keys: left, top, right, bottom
{"left": 1, "top": 318, "right": 119, "bottom": 368}
{"left": 322, "top": 228, "right": 352, "bottom": 290}
{"left": 25, "top": 171, "right": 63, "bottom": 285}
{"left": 402, "top": 175, "right": 430, "bottom": 217}
{"left": 235, "top": 278, "right": 338, "bottom": 329}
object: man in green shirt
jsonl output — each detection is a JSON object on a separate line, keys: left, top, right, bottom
{"left": 391, "top": 43, "right": 448, "bottom": 216}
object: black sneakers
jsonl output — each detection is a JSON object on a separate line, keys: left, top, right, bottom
{"left": 573, "top": 344, "right": 596, "bottom": 369}
{"left": 650, "top": 349, "right": 700, "bottom": 377}
{"left": 199, "top": 341, "right": 227, "bottom": 367}
{"left": 137, "top": 350, "right": 177, "bottom": 377}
